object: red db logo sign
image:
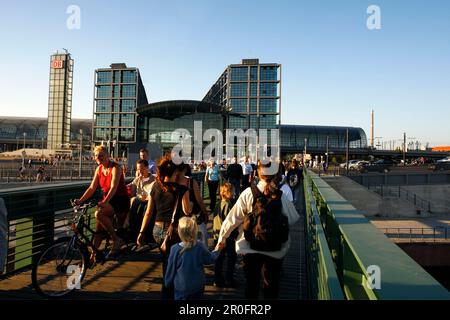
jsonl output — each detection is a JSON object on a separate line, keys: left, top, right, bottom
{"left": 52, "top": 60, "right": 63, "bottom": 69}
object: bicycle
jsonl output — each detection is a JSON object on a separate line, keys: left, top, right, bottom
{"left": 31, "top": 200, "right": 119, "bottom": 298}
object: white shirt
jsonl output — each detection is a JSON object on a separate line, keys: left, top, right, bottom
{"left": 215, "top": 180, "right": 299, "bottom": 259}
{"left": 241, "top": 162, "right": 253, "bottom": 176}
{"left": 280, "top": 183, "right": 294, "bottom": 202}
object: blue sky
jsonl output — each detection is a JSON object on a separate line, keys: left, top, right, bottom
{"left": 0, "top": 0, "right": 449, "bottom": 147}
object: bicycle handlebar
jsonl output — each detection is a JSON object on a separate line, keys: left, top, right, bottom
{"left": 70, "top": 199, "right": 96, "bottom": 210}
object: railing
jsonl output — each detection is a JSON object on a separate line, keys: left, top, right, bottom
{"left": 370, "top": 185, "right": 432, "bottom": 213}
{"left": 0, "top": 171, "right": 208, "bottom": 277}
{"left": 304, "top": 168, "right": 450, "bottom": 299}
{"left": 304, "top": 174, "right": 344, "bottom": 300}
{"left": 380, "top": 227, "right": 450, "bottom": 243}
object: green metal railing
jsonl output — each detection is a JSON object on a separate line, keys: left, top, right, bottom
{"left": 304, "top": 169, "right": 450, "bottom": 300}
{"left": 0, "top": 171, "right": 208, "bottom": 276}
{"left": 304, "top": 176, "right": 344, "bottom": 300}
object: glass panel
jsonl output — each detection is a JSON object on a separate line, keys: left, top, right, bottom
{"left": 97, "top": 85, "right": 111, "bottom": 98}
{"left": 229, "top": 99, "right": 247, "bottom": 113}
{"left": 122, "top": 85, "right": 136, "bottom": 98}
{"left": 122, "top": 70, "right": 136, "bottom": 83}
{"left": 259, "top": 83, "right": 277, "bottom": 96}
{"left": 96, "top": 99, "right": 111, "bottom": 112}
{"left": 260, "top": 66, "right": 278, "bottom": 81}
{"left": 259, "top": 99, "right": 277, "bottom": 112}
{"left": 250, "top": 83, "right": 257, "bottom": 97}
{"left": 122, "top": 99, "right": 135, "bottom": 112}
{"left": 230, "top": 67, "right": 248, "bottom": 81}
{"left": 97, "top": 71, "right": 112, "bottom": 84}
{"left": 113, "top": 71, "right": 121, "bottom": 83}
{"left": 250, "top": 66, "right": 258, "bottom": 81}
{"left": 250, "top": 99, "right": 257, "bottom": 112}
{"left": 230, "top": 83, "right": 247, "bottom": 97}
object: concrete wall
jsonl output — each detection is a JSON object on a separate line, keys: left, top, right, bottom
{"left": 323, "top": 176, "right": 425, "bottom": 218}
{"left": 398, "top": 243, "right": 450, "bottom": 267}
{"left": 400, "top": 185, "right": 450, "bottom": 214}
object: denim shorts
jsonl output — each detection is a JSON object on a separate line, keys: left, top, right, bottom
{"left": 153, "top": 224, "right": 169, "bottom": 245}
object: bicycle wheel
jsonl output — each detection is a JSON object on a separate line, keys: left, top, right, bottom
{"left": 32, "top": 237, "right": 89, "bottom": 298}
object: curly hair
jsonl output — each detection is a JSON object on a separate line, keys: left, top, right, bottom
{"left": 156, "top": 153, "right": 179, "bottom": 192}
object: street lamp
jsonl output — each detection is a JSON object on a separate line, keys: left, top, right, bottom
{"left": 23, "top": 132, "right": 26, "bottom": 149}
{"left": 79, "top": 129, "right": 83, "bottom": 178}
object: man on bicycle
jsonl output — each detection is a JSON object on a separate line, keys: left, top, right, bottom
{"left": 74, "top": 145, "right": 130, "bottom": 261}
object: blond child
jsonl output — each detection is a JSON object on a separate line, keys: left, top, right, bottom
{"left": 164, "top": 217, "right": 218, "bottom": 300}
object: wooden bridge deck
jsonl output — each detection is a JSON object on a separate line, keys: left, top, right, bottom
{"left": 0, "top": 189, "right": 307, "bottom": 300}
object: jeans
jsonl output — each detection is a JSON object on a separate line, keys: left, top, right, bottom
{"left": 243, "top": 253, "right": 283, "bottom": 299}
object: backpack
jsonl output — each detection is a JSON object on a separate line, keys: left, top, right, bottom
{"left": 243, "top": 185, "right": 289, "bottom": 251}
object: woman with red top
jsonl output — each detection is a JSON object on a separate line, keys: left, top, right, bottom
{"left": 75, "top": 145, "right": 130, "bottom": 261}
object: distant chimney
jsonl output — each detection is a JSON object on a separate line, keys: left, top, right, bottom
{"left": 371, "top": 110, "right": 374, "bottom": 148}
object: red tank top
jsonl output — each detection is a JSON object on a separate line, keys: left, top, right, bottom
{"left": 98, "top": 162, "right": 128, "bottom": 200}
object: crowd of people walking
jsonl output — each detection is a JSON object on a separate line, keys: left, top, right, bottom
{"left": 75, "top": 148, "right": 305, "bottom": 300}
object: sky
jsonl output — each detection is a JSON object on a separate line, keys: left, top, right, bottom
{"left": 0, "top": 0, "right": 449, "bottom": 147}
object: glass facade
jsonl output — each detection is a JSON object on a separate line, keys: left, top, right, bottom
{"left": 92, "top": 64, "right": 148, "bottom": 157}
{"left": 280, "top": 125, "right": 368, "bottom": 150}
{"left": 0, "top": 117, "right": 91, "bottom": 152}
{"left": 203, "top": 60, "right": 280, "bottom": 131}
{"left": 47, "top": 52, "right": 74, "bottom": 150}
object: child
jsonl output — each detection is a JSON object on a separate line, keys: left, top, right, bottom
{"left": 164, "top": 217, "right": 218, "bottom": 300}
{"left": 213, "top": 183, "right": 238, "bottom": 287}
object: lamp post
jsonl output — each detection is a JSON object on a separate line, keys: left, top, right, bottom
{"left": 23, "top": 132, "right": 26, "bottom": 149}
{"left": 79, "top": 129, "right": 83, "bottom": 178}
{"left": 303, "top": 138, "right": 307, "bottom": 163}
{"left": 346, "top": 128, "right": 349, "bottom": 175}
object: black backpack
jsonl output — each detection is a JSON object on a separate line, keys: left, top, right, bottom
{"left": 243, "top": 185, "right": 289, "bottom": 251}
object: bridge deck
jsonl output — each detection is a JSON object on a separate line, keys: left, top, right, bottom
{"left": 0, "top": 191, "right": 307, "bottom": 300}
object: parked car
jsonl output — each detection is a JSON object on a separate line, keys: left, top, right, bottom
{"left": 359, "top": 159, "right": 396, "bottom": 173}
{"left": 339, "top": 159, "right": 361, "bottom": 169}
{"left": 436, "top": 156, "right": 450, "bottom": 163}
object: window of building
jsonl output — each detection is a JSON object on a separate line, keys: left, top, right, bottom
{"left": 113, "top": 85, "right": 120, "bottom": 97}
{"left": 97, "top": 71, "right": 112, "bottom": 84}
{"left": 113, "top": 71, "right": 121, "bottom": 83}
{"left": 122, "top": 85, "right": 136, "bottom": 98}
{"left": 122, "top": 71, "right": 136, "bottom": 83}
{"left": 260, "top": 66, "right": 278, "bottom": 81}
{"left": 250, "top": 83, "right": 257, "bottom": 96}
{"left": 97, "top": 85, "right": 111, "bottom": 98}
{"left": 229, "top": 116, "right": 248, "bottom": 129}
{"left": 230, "top": 67, "right": 248, "bottom": 81}
{"left": 120, "top": 128, "right": 134, "bottom": 141}
{"left": 250, "top": 99, "right": 257, "bottom": 112}
{"left": 250, "top": 115, "right": 258, "bottom": 129}
{"left": 230, "top": 83, "right": 247, "bottom": 97}
{"left": 96, "top": 100, "right": 111, "bottom": 112}
{"left": 113, "top": 114, "right": 120, "bottom": 126}
{"left": 122, "top": 99, "right": 135, "bottom": 112}
{"left": 259, "top": 99, "right": 277, "bottom": 112}
{"left": 95, "top": 114, "right": 111, "bottom": 126}
{"left": 113, "top": 99, "right": 120, "bottom": 112}
{"left": 121, "top": 114, "right": 135, "bottom": 127}
{"left": 229, "top": 99, "right": 247, "bottom": 113}
{"left": 259, "top": 115, "right": 276, "bottom": 129}
{"left": 94, "top": 128, "right": 108, "bottom": 141}
{"left": 259, "top": 83, "right": 277, "bottom": 96}
{"left": 250, "top": 66, "right": 258, "bottom": 81}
